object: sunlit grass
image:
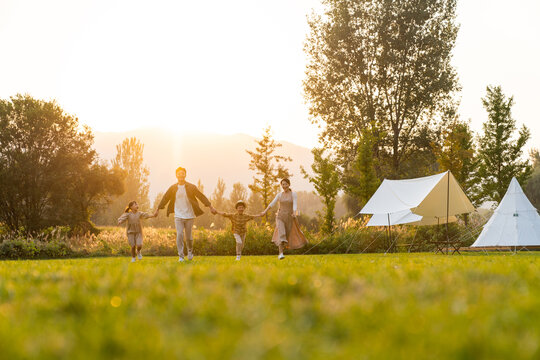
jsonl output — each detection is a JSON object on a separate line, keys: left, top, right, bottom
{"left": 1, "top": 253, "right": 539, "bottom": 359}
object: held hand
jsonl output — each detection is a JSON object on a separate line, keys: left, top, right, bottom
{"left": 153, "top": 209, "right": 159, "bottom": 217}
{"left": 210, "top": 206, "right": 218, "bottom": 215}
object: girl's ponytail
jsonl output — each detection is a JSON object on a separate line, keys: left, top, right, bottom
{"left": 125, "top": 201, "right": 136, "bottom": 213}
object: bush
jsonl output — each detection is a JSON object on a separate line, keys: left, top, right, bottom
{"left": 0, "top": 218, "right": 486, "bottom": 259}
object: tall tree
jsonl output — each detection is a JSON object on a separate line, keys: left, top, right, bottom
{"left": 211, "top": 178, "right": 227, "bottom": 228}
{"left": 342, "top": 128, "right": 381, "bottom": 213}
{"left": 301, "top": 148, "right": 341, "bottom": 234}
{"left": 475, "top": 86, "right": 532, "bottom": 204}
{"left": 112, "top": 137, "right": 150, "bottom": 209}
{"left": 304, "top": 0, "right": 459, "bottom": 178}
{"left": 0, "top": 94, "right": 123, "bottom": 233}
{"left": 246, "top": 127, "right": 292, "bottom": 220}
{"left": 194, "top": 179, "right": 213, "bottom": 229}
{"left": 93, "top": 137, "right": 150, "bottom": 225}
{"left": 432, "top": 107, "right": 477, "bottom": 200}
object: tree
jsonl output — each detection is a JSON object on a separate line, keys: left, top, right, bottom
{"left": 432, "top": 107, "right": 477, "bottom": 200}
{"left": 194, "top": 179, "right": 213, "bottom": 229}
{"left": 475, "top": 86, "right": 532, "bottom": 204}
{"left": 0, "top": 94, "right": 123, "bottom": 233}
{"left": 229, "top": 182, "right": 248, "bottom": 209}
{"left": 301, "top": 148, "right": 341, "bottom": 234}
{"left": 246, "top": 127, "right": 292, "bottom": 220}
{"left": 247, "top": 190, "right": 264, "bottom": 223}
{"left": 61, "top": 162, "right": 124, "bottom": 234}
{"left": 211, "top": 178, "right": 227, "bottom": 228}
{"left": 304, "top": 0, "right": 459, "bottom": 178}
{"left": 112, "top": 137, "right": 150, "bottom": 209}
{"left": 147, "top": 192, "right": 174, "bottom": 228}
{"left": 524, "top": 149, "right": 540, "bottom": 210}
{"left": 342, "top": 128, "right": 381, "bottom": 214}
{"left": 93, "top": 137, "right": 150, "bottom": 225}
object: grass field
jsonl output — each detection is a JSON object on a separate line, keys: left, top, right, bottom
{"left": 1, "top": 253, "right": 539, "bottom": 359}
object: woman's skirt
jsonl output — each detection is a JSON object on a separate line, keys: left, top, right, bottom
{"left": 271, "top": 215, "right": 307, "bottom": 249}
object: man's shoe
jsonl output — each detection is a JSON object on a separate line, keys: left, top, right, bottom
{"left": 187, "top": 252, "right": 194, "bottom": 261}
{"left": 131, "top": 257, "right": 136, "bottom": 263}
{"left": 137, "top": 252, "right": 142, "bottom": 260}
{"left": 178, "top": 257, "right": 185, "bottom": 262}
{"left": 278, "top": 254, "right": 285, "bottom": 260}
{"left": 235, "top": 255, "right": 241, "bottom": 261}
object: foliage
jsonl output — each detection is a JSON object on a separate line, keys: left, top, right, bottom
{"left": 0, "top": 218, "right": 487, "bottom": 259}
{"left": 211, "top": 177, "right": 228, "bottom": 229}
{"left": 147, "top": 192, "right": 175, "bottom": 228}
{"left": 475, "top": 86, "right": 532, "bottom": 204}
{"left": 304, "top": 0, "right": 459, "bottom": 178}
{"left": 193, "top": 179, "right": 217, "bottom": 229}
{"left": 229, "top": 182, "right": 249, "bottom": 210}
{"left": 524, "top": 149, "right": 540, "bottom": 210}
{"left": 113, "top": 137, "right": 150, "bottom": 207}
{"left": 0, "top": 234, "right": 73, "bottom": 259}
{"left": 342, "top": 128, "right": 381, "bottom": 213}
{"left": 247, "top": 191, "right": 265, "bottom": 224}
{"left": 0, "top": 94, "right": 123, "bottom": 234}
{"left": 246, "top": 126, "right": 292, "bottom": 219}
{"left": 432, "top": 106, "right": 477, "bottom": 203}
{"left": 301, "top": 148, "right": 341, "bottom": 234}
{"left": 93, "top": 137, "right": 150, "bottom": 225}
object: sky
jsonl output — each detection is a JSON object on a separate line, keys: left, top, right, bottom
{"left": 0, "top": 0, "right": 538, "bottom": 151}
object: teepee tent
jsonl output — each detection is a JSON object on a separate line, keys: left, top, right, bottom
{"left": 471, "top": 177, "right": 540, "bottom": 247}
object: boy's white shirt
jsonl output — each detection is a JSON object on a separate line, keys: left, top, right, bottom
{"left": 265, "top": 191, "right": 297, "bottom": 214}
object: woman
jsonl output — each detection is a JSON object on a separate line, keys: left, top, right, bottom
{"left": 261, "top": 178, "right": 307, "bottom": 259}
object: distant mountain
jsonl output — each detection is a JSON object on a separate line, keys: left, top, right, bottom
{"left": 93, "top": 128, "right": 315, "bottom": 201}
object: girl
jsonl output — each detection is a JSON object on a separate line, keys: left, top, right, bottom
{"left": 117, "top": 201, "right": 156, "bottom": 262}
{"left": 261, "top": 178, "right": 307, "bottom": 259}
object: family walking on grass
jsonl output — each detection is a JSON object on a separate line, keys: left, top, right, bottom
{"left": 118, "top": 166, "right": 307, "bottom": 263}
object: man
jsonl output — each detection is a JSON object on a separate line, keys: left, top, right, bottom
{"left": 154, "top": 166, "right": 217, "bottom": 261}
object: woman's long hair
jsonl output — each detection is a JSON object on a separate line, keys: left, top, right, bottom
{"left": 124, "top": 201, "right": 137, "bottom": 213}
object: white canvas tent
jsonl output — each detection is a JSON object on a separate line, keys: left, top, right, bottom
{"left": 360, "top": 171, "right": 475, "bottom": 253}
{"left": 360, "top": 171, "right": 475, "bottom": 219}
{"left": 471, "top": 177, "right": 540, "bottom": 247}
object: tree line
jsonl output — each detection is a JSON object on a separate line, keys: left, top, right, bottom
{"left": 90, "top": 127, "right": 348, "bottom": 231}
{"left": 1, "top": 0, "right": 538, "bottom": 236}
{"left": 300, "top": 0, "right": 537, "bottom": 233}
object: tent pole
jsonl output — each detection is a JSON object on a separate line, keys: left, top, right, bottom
{"left": 387, "top": 213, "right": 392, "bottom": 253}
{"left": 446, "top": 171, "right": 450, "bottom": 255}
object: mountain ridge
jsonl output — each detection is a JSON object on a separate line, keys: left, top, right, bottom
{"left": 92, "top": 128, "right": 316, "bottom": 201}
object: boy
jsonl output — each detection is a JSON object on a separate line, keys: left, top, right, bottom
{"left": 216, "top": 200, "right": 262, "bottom": 260}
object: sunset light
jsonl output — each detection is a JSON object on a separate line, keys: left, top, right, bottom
{"left": 1, "top": 1, "right": 540, "bottom": 358}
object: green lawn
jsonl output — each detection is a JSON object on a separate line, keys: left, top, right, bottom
{"left": 1, "top": 253, "right": 539, "bottom": 359}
